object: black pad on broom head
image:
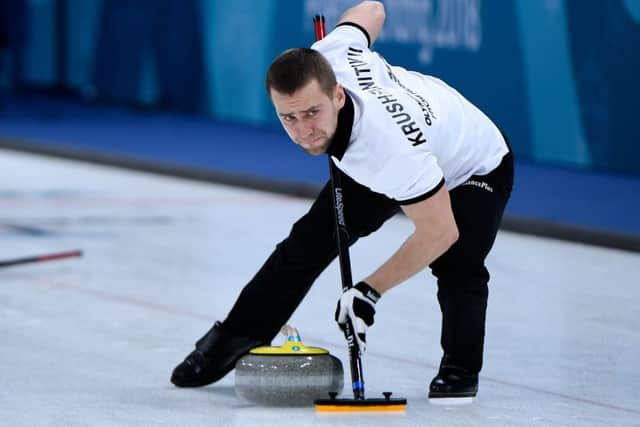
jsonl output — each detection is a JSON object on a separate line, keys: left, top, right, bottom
{"left": 312, "top": 13, "right": 407, "bottom": 412}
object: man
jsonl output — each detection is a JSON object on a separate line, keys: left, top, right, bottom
{"left": 171, "top": 1, "right": 513, "bottom": 400}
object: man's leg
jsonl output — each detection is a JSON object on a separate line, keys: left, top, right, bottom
{"left": 429, "top": 152, "right": 513, "bottom": 398}
{"left": 171, "top": 171, "right": 399, "bottom": 387}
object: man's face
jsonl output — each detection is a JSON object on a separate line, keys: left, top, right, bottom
{"left": 270, "top": 79, "right": 345, "bottom": 156}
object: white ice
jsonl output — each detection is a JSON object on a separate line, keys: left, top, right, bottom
{"left": 1, "top": 149, "right": 639, "bottom": 427}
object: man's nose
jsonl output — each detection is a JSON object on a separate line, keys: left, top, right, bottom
{"left": 293, "top": 121, "right": 313, "bottom": 139}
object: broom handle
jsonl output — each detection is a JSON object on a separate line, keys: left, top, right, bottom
{"left": 328, "top": 159, "right": 366, "bottom": 400}
{"left": 0, "top": 250, "right": 82, "bottom": 268}
{"left": 314, "top": 14, "right": 366, "bottom": 401}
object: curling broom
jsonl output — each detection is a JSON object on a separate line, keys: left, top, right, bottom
{"left": 311, "top": 14, "right": 407, "bottom": 412}
{"left": 0, "top": 250, "right": 82, "bottom": 269}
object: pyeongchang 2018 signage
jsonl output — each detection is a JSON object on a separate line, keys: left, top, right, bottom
{"left": 304, "top": 0, "right": 482, "bottom": 64}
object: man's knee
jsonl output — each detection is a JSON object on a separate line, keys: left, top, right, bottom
{"left": 434, "top": 265, "right": 490, "bottom": 301}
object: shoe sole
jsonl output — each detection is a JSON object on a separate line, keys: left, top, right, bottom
{"left": 428, "top": 396, "right": 475, "bottom": 405}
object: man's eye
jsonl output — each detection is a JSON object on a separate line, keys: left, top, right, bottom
{"left": 283, "top": 116, "right": 295, "bottom": 122}
{"left": 307, "top": 110, "right": 318, "bottom": 117}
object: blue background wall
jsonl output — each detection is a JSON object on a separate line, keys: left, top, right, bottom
{"left": 2, "top": 0, "right": 640, "bottom": 175}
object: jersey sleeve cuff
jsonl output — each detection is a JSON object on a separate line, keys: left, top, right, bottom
{"left": 335, "top": 22, "right": 371, "bottom": 47}
{"left": 397, "top": 178, "right": 445, "bottom": 205}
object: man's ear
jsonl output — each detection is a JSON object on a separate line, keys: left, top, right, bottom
{"left": 335, "top": 84, "right": 346, "bottom": 109}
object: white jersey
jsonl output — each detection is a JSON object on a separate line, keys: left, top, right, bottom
{"left": 312, "top": 23, "right": 509, "bottom": 204}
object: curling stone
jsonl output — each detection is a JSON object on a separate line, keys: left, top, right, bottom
{"left": 235, "top": 326, "right": 343, "bottom": 406}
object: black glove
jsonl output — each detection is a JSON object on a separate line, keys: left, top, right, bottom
{"left": 335, "top": 281, "right": 380, "bottom": 352}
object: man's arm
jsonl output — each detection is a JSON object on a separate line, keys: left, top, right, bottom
{"left": 364, "top": 184, "right": 459, "bottom": 294}
{"left": 337, "top": 1, "right": 386, "bottom": 46}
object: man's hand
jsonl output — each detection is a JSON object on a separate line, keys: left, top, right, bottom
{"left": 335, "top": 281, "right": 381, "bottom": 352}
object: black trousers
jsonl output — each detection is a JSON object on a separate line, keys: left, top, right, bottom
{"left": 223, "top": 151, "right": 513, "bottom": 374}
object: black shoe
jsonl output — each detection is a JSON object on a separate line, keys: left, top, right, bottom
{"left": 428, "top": 360, "right": 478, "bottom": 399}
{"left": 170, "top": 321, "right": 267, "bottom": 387}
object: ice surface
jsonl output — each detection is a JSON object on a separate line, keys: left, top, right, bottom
{"left": 1, "top": 149, "right": 639, "bottom": 426}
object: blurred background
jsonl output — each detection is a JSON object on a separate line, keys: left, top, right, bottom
{"left": 1, "top": 0, "right": 639, "bottom": 249}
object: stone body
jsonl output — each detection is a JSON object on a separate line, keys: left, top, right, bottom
{"left": 235, "top": 353, "right": 344, "bottom": 406}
